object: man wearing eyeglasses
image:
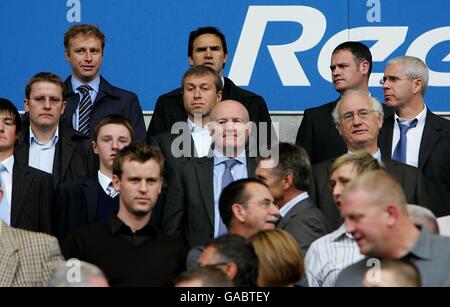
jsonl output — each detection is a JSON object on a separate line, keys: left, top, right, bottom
{"left": 295, "top": 41, "right": 393, "bottom": 165}
{"left": 309, "top": 90, "right": 429, "bottom": 230}
{"left": 15, "top": 72, "right": 92, "bottom": 189}
{"left": 161, "top": 100, "right": 257, "bottom": 249}
{"left": 379, "top": 56, "right": 450, "bottom": 217}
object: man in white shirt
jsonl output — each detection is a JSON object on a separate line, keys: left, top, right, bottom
{"left": 54, "top": 115, "right": 133, "bottom": 241}
{"left": 305, "top": 152, "right": 381, "bottom": 287}
{"left": 0, "top": 98, "right": 53, "bottom": 233}
{"left": 379, "top": 56, "right": 450, "bottom": 217}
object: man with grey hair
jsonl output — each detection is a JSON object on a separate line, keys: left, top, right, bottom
{"left": 310, "top": 90, "right": 429, "bottom": 230}
{"left": 379, "top": 56, "right": 450, "bottom": 217}
{"left": 47, "top": 259, "right": 109, "bottom": 287}
{"left": 407, "top": 204, "right": 440, "bottom": 235}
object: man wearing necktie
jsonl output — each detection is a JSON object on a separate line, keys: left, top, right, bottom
{"left": 162, "top": 100, "right": 258, "bottom": 249}
{"left": 61, "top": 24, "right": 146, "bottom": 141}
{"left": 309, "top": 91, "right": 429, "bottom": 230}
{"left": 379, "top": 56, "right": 450, "bottom": 217}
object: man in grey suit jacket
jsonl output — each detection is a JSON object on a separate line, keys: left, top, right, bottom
{"left": 379, "top": 56, "right": 450, "bottom": 217}
{"left": 161, "top": 100, "right": 258, "bottom": 249}
{"left": 256, "top": 142, "right": 330, "bottom": 254}
{"left": 310, "top": 91, "right": 429, "bottom": 230}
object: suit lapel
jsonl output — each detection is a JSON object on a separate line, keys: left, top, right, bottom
{"left": 84, "top": 177, "right": 100, "bottom": 222}
{"left": 246, "top": 157, "right": 257, "bottom": 177}
{"left": 55, "top": 127, "right": 76, "bottom": 186}
{"left": 418, "top": 111, "right": 442, "bottom": 169}
{"left": 63, "top": 77, "right": 80, "bottom": 124}
{"left": 195, "top": 158, "right": 215, "bottom": 227}
{"left": 379, "top": 115, "right": 395, "bottom": 160}
{"left": 11, "top": 163, "right": 32, "bottom": 225}
{"left": 0, "top": 223, "right": 19, "bottom": 287}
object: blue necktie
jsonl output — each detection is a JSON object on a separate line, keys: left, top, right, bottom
{"left": 0, "top": 164, "right": 10, "bottom": 225}
{"left": 77, "top": 85, "right": 93, "bottom": 136}
{"left": 218, "top": 159, "right": 239, "bottom": 236}
{"left": 392, "top": 118, "right": 418, "bottom": 164}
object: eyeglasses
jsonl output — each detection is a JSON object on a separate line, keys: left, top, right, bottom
{"left": 240, "top": 199, "right": 279, "bottom": 209}
{"left": 379, "top": 75, "right": 413, "bottom": 85}
{"left": 339, "top": 109, "right": 378, "bottom": 122}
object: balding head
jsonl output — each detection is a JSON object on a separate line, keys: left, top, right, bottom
{"left": 208, "top": 100, "right": 252, "bottom": 157}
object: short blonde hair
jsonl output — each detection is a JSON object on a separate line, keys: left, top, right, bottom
{"left": 250, "top": 229, "right": 303, "bottom": 287}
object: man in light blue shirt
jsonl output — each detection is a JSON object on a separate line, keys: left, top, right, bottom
{"left": 15, "top": 72, "right": 92, "bottom": 188}
{"left": 162, "top": 100, "right": 258, "bottom": 249}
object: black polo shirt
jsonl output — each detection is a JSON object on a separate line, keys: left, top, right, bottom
{"left": 62, "top": 215, "right": 186, "bottom": 286}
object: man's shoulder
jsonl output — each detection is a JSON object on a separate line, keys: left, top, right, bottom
{"left": 224, "top": 78, "right": 265, "bottom": 101}
{"left": 99, "top": 76, "right": 138, "bottom": 98}
{"left": 334, "top": 257, "right": 368, "bottom": 287}
{"left": 304, "top": 100, "right": 339, "bottom": 116}
{"left": 7, "top": 226, "right": 59, "bottom": 252}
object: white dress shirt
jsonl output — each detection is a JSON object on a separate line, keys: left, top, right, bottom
{"left": 391, "top": 106, "right": 427, "bottom": 167}
{"left": 187, "top": 118, "right": 212, "bottom": 158}
{"left": 98, "top": 170, "right": 114, "bottom": 195}
{"left": 279, "top": 191, "right": 309, "bottom": 218}
{"left": 0, "top": 155, "right": 14, "bottom": 222}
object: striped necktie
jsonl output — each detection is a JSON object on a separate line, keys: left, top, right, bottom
{"left": 77, "top": 85, "right": 93, "bottom": 136}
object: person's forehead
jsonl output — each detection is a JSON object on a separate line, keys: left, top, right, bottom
{"left": 122, "top": 159, "right": 160, "bottom": 176}
{"left": 98, "top": 124, "right": 131, "bottom": 137}
{"left": 194, "top": 33, "right": 223, "bottom": 46}
{"left": 215, "top": 104, "right": 246, "bottom": 119}
{"left": 184, "top": 73, "right": 215, "bottom": 84}
{"left": 331, "top": 163, "right": 358, "bottom": 180}
{"left": 340, "top": 95, "right": 371, "bottom": 111}
{"left": 247, "top": 182, "right": 272, "bottom": 199}
{"left": 332, "top": 49, "right": 356, "bottom": 62}
{"left": 30, "top": 81, "right": 63, "bottom": 94}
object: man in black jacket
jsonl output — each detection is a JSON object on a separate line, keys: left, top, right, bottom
{"left": 148, "top": 26, "right": 274, "bottom": 149}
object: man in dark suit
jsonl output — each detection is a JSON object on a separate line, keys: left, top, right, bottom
{"left": 255, "top": 142, "right": 330, "bottom": 254}
{"left": 54, "top": 115, "right": 133, "bottom": 242}
{"left": 309, "top": 91, "right": 429, "bottom": 230}
{"left": 61, "top": 24, "right": 146, "bottom": 141}
{"left": 161, "top": 100, "right": 258, "bottom": 249}
{"left": 296, "top": 41, "right": 393, "bottom": 165}
{"left": 15, "top": 72, "right": 92, "bottom": 189}
{"left": 0, "top": 98, "right": 53, "bottom": 234}
{"left": 379, "top": 56, "right": 450, "bottom": 217}
{"left": 148, "top": 26, "right": 274, "bottom": 149}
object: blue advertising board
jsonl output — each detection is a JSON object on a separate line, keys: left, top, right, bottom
{"left": 0, "top": 0, "right": 449, "bottom": 111}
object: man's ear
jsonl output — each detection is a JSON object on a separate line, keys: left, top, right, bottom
{"left": 92, "top": 140, "right": 98, "bottom": 154}
{"left": 222, "top": 262, "right": 238, "bottom": 281}
{"left": 188, "top": 56, "right": 194, "bottom": 66}
{"left": 231, "top": 203, "right": 246, "bottom": 223}
{"left": 112, "top": 174, "right": 121, "bottom": 191}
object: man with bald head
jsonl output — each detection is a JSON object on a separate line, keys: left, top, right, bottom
{"left": 309, "top": 91, "right": 429, "bottom": 230}
{"left": 161, "top": 100, "right": 257, "bottom": 249}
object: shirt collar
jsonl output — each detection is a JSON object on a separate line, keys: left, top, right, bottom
{"left": 0, "top": 155, "right": 14, "bottom": 173}
{"left": 213, "top": 150, "right": 247, "bottom": 166}
{"left": 97, "top": 170, "right": 113, "bottom": 192}
{"left": 348, "top": 148, "right": 382, "bottom": 163}
{"left": 279, "top": 192, "right": 309, "bottom": 217}
{"left": 108, "top": 214, "right": 156, "bottom": 237}
{"left": 395, "top": 105, "right": 427, "bottom": 126}
{"left": 330, "top": 223, "right": 355, "bottom": 242}
{"left": 29, "top": 126, "right": 59, "bottom": 146}
{"left": 71, "top": 75, "right": 100, "bottom": 94}
{"left": 187, "top": 117, "right": 209, "bottom": 133}
{"left": 407, "top": 227, "right": 433, "bottom": 260}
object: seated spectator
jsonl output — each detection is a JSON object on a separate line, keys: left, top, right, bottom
{"left": 250, "top": 229, "right": 304, "bottom": 287}
{"left": 363, "top": 259, "right": 421, "bottom": 287}
{"left": 175, "top": 266, "right": 233, "bottom": 287}
{"left": 47, "top": 259, "right": 109, "bottom": 287}
{"left": 62, "top": 143, "right": 186, "bottom": 286}
{"left": 198, "top": 234, "right": 258, "bottom": 287}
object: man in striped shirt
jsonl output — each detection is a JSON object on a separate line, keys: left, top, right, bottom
{"left": 305, "top": 152, "right": 381, "bottom": 287}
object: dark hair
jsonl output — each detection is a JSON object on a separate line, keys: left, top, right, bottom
{"left": 25, "top": 72, "right": 65, "bottom": 99}
{"left": 181, "top": 65, "right": 223, "bottom": 93}
{"left": 94, "top": 114, "right": 134, "bottom": 142}
{"left": 219, "top": 178, "right": 268, "bottom": 228}
{"left": 113, "top": 142, "right": 164, "bottom": 178}
{"left": 174, "top": 266, "right": 233, "bottom": 287}
{"left": 259, "top": 142, "right": 311, "bottom": 191}
{"left": 0, "top": 98, "right": 22, "bottom": 136}
{"left": 188, "top": 26, "right": 228, "bottom": 58}
{"left": 333, "top": 41, "right": 372, "bottom": 77}
{"left": 64, "top": 24, "right": 106, "bottom": 50}
{"left": 207, "top": 234, "right": 259, "bottom": 287}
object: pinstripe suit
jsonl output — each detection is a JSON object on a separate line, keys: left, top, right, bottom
{"left": 0, "top": 221, "right": 63, "bottom": 287}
